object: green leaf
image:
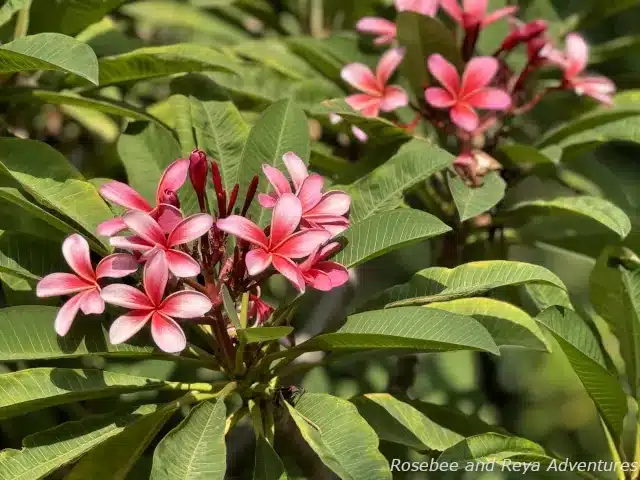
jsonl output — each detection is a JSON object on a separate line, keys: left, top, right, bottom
{"left": 590, "top": 36, "right": 640, "bottom": 64}
{"left": 396, "top": 12, "right": 462, "bottom": 99}
{"left": 233, "top": 39, "right": 316, "bottom": 81}
{"left": 293, "top": 307, "right": 499, "bottom": 355}
{"left": 332, "top": 209, "right": 451, "bottom": 269}
{"left": 237, "top": 327, "right": 293, "bottom": 344}
{"left": 240, "top": 98, "right": 309, "bottom": 226}
{"left": 0, "top": 404, "right": 160, "bottom": 480}
{"left": 351, "top": 394, "right": 464, "bottom": 452}
{"left": 284, "top": 393, "right": 391, "bottom": 480}
{"left": 0, "top": 0, "right": 30, "bottom": 28}
{"left": 368, "top": 261, "right": 566, "bottom": 309}
{"left": 0, "top": 231, "right": 65, "bottom": 281}
{"left": 590, "top": 247, "right": 640, "bottom": 398}
{"left": 576, "top": 0, "right": 639, "bottom": 29}
{"left": 0, "top": 33, "right": 98, "bottom": 85}
{"left": 0, "top": 138, "right": 112, "bottom": 252}
{"left": 254, "top": 436, "right": 288, "bottom": 480}
{"left": 449, "top": 172, "right": 506, "bottom": 222}
{"left": 151, "top": 398, "right": 227, "bottom": 480}
{"left": 425, "top": 298, "right": 551, "bottom": 351}
{"left": 0, "top": 368, "right": 166, "bottom": 421}
{"left": 28, "top": 0, "right": 126, "bottom": 36}
{"left": 66, "top": 402, "right": 177, "bottom": 480}
{"left": 0, "top": 306, "right": 156, "bottom": 361}
{"left": 536, "top": 307, "right": 628, "bottom": 441}
{"left": 90, "top": 44, "right": 237, "bottom": 87}
{"left": 222, "top": 284, "right": 241, "bottom": 330}
{"left": 504, "top": 196, "right": 631, "bottom": 239}
{"left": 344, "top": 139, "right": 454, "bottom": 223}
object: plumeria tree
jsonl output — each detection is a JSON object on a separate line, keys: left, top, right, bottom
{"left": 0, "top": 0, "right": 638, "bottom": 479}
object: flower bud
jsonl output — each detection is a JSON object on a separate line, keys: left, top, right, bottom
{"left": 189, "top": 149, "right": 208, "bottom": 211}
{"left": 158, "top": 189, "right": 180, "bottom": 208}
{"left": 501, "top": 19, "right": 547, "bottom": 52}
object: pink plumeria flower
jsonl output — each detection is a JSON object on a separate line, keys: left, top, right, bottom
{"left": 425, "top": 54, "right": 511, "bottom": 132}
{"left": 111, "top": 212, "right": 214, "bottom": 277}
{"left": 542, "top": 34, "right": 616, "bottom": 106}
{"left": 249, "top": 293, "right": 274, "bottom": 326}
{"left": 299, "top": 242, "right": 350, "bottom": 291}
{"left": 396, "top": 0, "right": 440, "bottom": 16}
{"left": 356, "top": 17, "right": 397, "bottom": 45}
{"left": 217, "top": 194, "right": 331, "bottom": 292}
{"left": 97, "top": 159, "right": 189, "bottom": 236}
{"left": 341, "top": 48, "right": 409, "bottom": 118}
{"left": 440, "top": 0, "right": 517, "bottom": 28}
{"left": 102, "top": 252, "right": 212, "bottom": 353}
{"left": 258, "top": 153, "right": 351, "bottom": 236}
{"left": 36, "top": 234, "right": 138, "bottom": 336}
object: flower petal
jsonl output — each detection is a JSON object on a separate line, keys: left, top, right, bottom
{"left": 269, "top": 193, "right": 303, "bottom": 249}
{"left": 153, "top": 204, "right": 183, "bottom": 233}
{"left": 62, "top": 234, "right": 95, "bottom": 282}
{"left": 262, "top": 165, "right": 292, "bottom": 196}
{"left": 345, "top": 94, "right": 381, "bottom": 118}
{"left": 160, "top": 291, "right": 212, "bottom": 318}
{"left": 101, "top": 284, "right": 154, "bottom": 310}
{"left": 304, "top": 268, "right": 333, "bottom": 291}
{"left": 304, "top": 215, "right": 351, "bottom": 236}
{"left": 282, "top": 152, "right": 309, "bottom": 191}
{"left": 466, "top": 88, "right": 511, "bottom": 110}
{"left": 97, "top": 217, "right": 127, "bottom": 237}
{"left": 376, "top": 47, "right": 405, "bottom": 86}
{"left": 356, "top": 17, "right": 397, "bottom": 37}
{"left": 54, "top": 293, "right": 85, "bottom": 336}
{"left": 297, "top": 174, "right": 324, "bottom": 212}
{"left": 461, "top": 57, "right": 498, "bottom": 95}
{"left": 166, "top": 249, "right": 201, "bottom": 278}
{"left": 440, "top": 0, "right": 463, "bottom": 23}
{"left": 482, "top": 6, "right": 518, "bottom": 26}
{"left": 275, "top": 229, "right": 331, "bottom": 258}
{"left": 272, "top": 255, "right": 306, "bottom": 292}
{"left": 316, "top": 261, "right": 350, "bottom": 289}
{"left": 246, "top": 249, "right": 272, "bottom": 276}
{"left": 96, "top": 253, "right": 139, "bottom": 279}
{"left": 79, "top": 289, "right": 105, "bottom": 315}
{"left": 110, "top": 235, "right": 155, "bottom": 252}
{"left": 99, "top": 181, "right": 151, "bottom": 212}
{"left": 565, "top": 33, "right": 588, "bottom": 78}
{"left": 109, "top": 310, "right": 153, "bottom": 345}
{"left": 380, "top": 85, "right": 409, "bottom": 112}
{"left": 341, "top": 63, "right": 379, "bottom": 95}
{"left": 351, "top": 126, "right": 369, "bottom": 143}
{"left": 156, "top": 159, "right": 189, "bottom": 204}
{"left": 463, "top": 0, "right": 488, "bottom": 20}
{"left": 151, "top": 312, "right": 186, "bottom": 353}
{"left": 306, "top": 191, "right": 351, "bottom": 216}
{"left": 123, "top": 211, "right": 166, "bottom": 246}
{"left": 144, "top": 251, "right": 168, "bottom": 305}
{"left": 216, "top": 216, "right": 268, "bottom": 249}
{"left": 451, "top": 103, "right": 480, "bottom": 132}
{"left": 37, "top": 273, "right": 93, "bottom": 298}
{"left": 258, "top": 193, "right": 278, "bottom": 209}
{"left": 167, "top": 214, "right": 214, "bottom": 247}
{"left": 425, "top": 87, "right": 456, "bottom": 108}
{"left": 395, "top": 0, "right": 439, "bottom": 16}
{"left": 428, "top": 54, "right": 460, "bottom": 95}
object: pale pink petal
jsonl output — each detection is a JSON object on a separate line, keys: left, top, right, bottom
{"left": 297, "top": 174, "right": 324, "bottom": 212}
{"left": 380, "top": 85, "right": 409, "bottom": 112}
{"left": 345, "top": 94, "right": 381, "bottom": 114}
{"left": 275, "top": 229, "right": 331, "bottom": 258}
{"left": 258, "top": 193, "right": 278, "bottom": 208}
{"left": 451, "top": 103, "right": 480, "bottom": 132}
{"left": 461, "top": 57, "right": 498, "bottom": 95}
{"left": 466, "top": 88, "right": 511, "bottom": 110}
{"left": 37, "top": 273, "right": 93, "bottom": 298}
{"left": 167, "top": 214, "right": 214, "bottom": 247}
{"left": 153, "top": 204, "right": 183, "bottom": 233}
{"left": 109, "top": 310, "right": 153, "bottom": 345}
{"left": 463, "top": 0, "right": 487, "bottom": 20}
{"left": 439, "top": 0, "right": 463, "bottom": 24}
{"left": 62, "top": 234, "right": 95, "bottom": 283}
{"left": 97, "top": 217, "right": 127, "bottom": 237}
{"left": 482, "top": 6, "right": 518, "bottom": 26}
{"left": 428, "top": 54, "right": 460, "bottom": 95}
{"left": 351, "top": 126, "right": 369, "bottom": 143}
{"left": 79, "top": 289, "right": 105, "bottom": 315}
{"left": 151, "top": 312, "right": 186, "bottom": 353}
{"left": 144, "top": 251, "right": 168, "bottom": 305}
{"left": 425, "top": 87, "right": 456, "bottom": 108}
{"left": 166, "top": 250, "right": 201, "bottom": 278}
{"left": 216, "top": 216, "right": 268, "bottom": 249}
{"left": 100, "top": 181, "right": 151, "bottom": 212}
{"left": 565, "top": 33, "right": 588, "bottom": 78}
{"left": 269, "top": 193, "right": 303, "bottom": 249}
{"left": 329, "top": 113, "right": 343, "bottom": 125}
{"left": 155, "top": 159, "right": 189, "bottom": 204}
{"left": 160, "top": 291, "right": 212, "bottom": 318}
{"left": 361, "top": 102, "right": 381, "bottom": 118}
{"left": 574, "top": 76, "right": 616, "bottom": 105}
{"left": 123, "top": 211, "right": 166, "bottom": 246}
{"left": 376, "top": 48, "right": 405, "bottom": 86}
{"left": 306, "top": 191, "right": 351, "bottom": 216}
{"left": 282, "top": 152, "right": 309, "bottom": 191}
{"left": 356, "top": 17, "right": 397, "bottom": 38}
{"left": 304, "top": 216, "right": 351, "bottom": 236}
{"left": 341, "top": 63, "right": 380, "bottom": 95}
{"left": 375, "top": 34, "right": 397, "bottom": 45}
{"left": 304, "top": 269, "right": 333, "bottom": 291}
{"left": 246, "top": 249, "right": 272, "bottom": 276}
{"left": 101, "top": 284, "right": 154, "bottom": 310}
{"left": 396, "top": 0, "right": 439, "bottom": 16}
{"left": 262, "top": 165, "right": 292, "bottom": 196}
{"left": 54, "top": 293, "right": 85, "bottom": 336}
{"left": 272, "top": 255, "right": 306, "bottom": 292}
{"left": 316, "top": 261, "right": 350, "bottom": 288}
{"left": 96, "top": 253, "right": 139, "bottom": 279}
{"left": 110, "top": 235, "right": 154, "bottom": 252}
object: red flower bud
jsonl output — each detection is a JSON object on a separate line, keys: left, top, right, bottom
{"left": 501, "top": 19, "right": 547, "bottom": 52}
{"left": 189, "top": 149, "right": 208, "bottom": 211}
{"left": 158, "top": 189, "right": 180, "bottom": 208}
{"left": 211, "top": 161, "right": 226, "bottom": 218}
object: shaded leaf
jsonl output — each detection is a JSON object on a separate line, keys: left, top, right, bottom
{"left": 253, "top": 436, "right": 288, "bottom": 480}
{"left": 449, "top": 172, "right": 506, "bottom": 222}
{"left": 0, "top": 231, "right": 65, "bottom": 281}
{"left": 237, "top": 327, "right": 293, "bottom": 344}
{"left": 29, "top": 0, "right": 126, "bottom": 35}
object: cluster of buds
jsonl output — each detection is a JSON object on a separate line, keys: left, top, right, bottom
{"left": 37, "top": 150, "right": 351, "bottom": 356}
{"left": 347, "top": 0, "right": 616, "bottom": 185}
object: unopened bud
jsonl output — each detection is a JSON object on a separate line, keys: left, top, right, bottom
{"left": 158, "top": 189, "right": 180, "bottom": 208}
{"left": 501, "top": 19, "right": 547, "bottom": 52}
{"left": 189, "top": 149, "right": 208, "bottom": 211}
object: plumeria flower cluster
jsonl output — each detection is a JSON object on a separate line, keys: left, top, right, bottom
{"left": 346, "top": 0, "right": 616, "bottom": 185}
{"left": 37, "top": 150, "right": 351, "bottom": 355}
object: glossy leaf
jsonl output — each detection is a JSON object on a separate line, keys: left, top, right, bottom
{"left": 253, "top": 436, "right": 288, "bottom": 480}
{"left": 28, "top": 0, "right": 126, "bottom": 35}
{"left": 237, "top": 327, "right": 293, "bottom": 344}
{"left": 0, "top": 231, "right": 65, "bottom": 281}
{"left": 449, "top": 172, "right": 506, "bottom": 222}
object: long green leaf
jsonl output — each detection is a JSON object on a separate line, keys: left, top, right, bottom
{"left": 449, "top": 172, "right": 506, "bottom": 222}
{"left": 233, "top": 39, "right": 316, "bottom": 81}
{"left": 368, "top": 261, "right": 566, "bottom": 309}
{"left": 0, "top": 33, "right": 98, "bottom": 84}
{"left": 284, "top": 393, "right": 391, "bottom": 480}
{"left": 28, "top": 0, "right": 126, "bottom": 35}
{"left": 0, "top": 231, "right": 65, "bottom": 281}
{"left": 332, "top": 209, "right": 450, "bottom": 268}
{"left": 237, "top": 327, "right": 293, "bottom": 344}
{"left": 344, "top": 139, "right": 454, "bottom": 223}
{"left": 0, "top": 368, "right": 166, "bottom": 421}
{"left": 253, "top": 436, "right": 288, "bottom": 480}
{"left": 536, "top": 307, "right": 628, "bottom": 441}
{"left": 0, "top": 139, "right": 112, "bottom": 252}
{"left": 151, "top": 398, "right": 227, "bottom": 480}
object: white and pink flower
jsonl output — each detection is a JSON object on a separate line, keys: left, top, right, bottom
{"left": 440, "top": 0, "right": 517, "bottom": 29}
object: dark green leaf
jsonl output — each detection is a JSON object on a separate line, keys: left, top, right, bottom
{"left": 0, "top": 231, "right": 65, "bottom": 281}
{"left": 449, "top": 172, "right": 506, "bottom": 222}
{"left": 28, "top": 0, "right": 126, "bottom": 36}
{"left": 253, "top": 436, "right": 288, "bottom": 480}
